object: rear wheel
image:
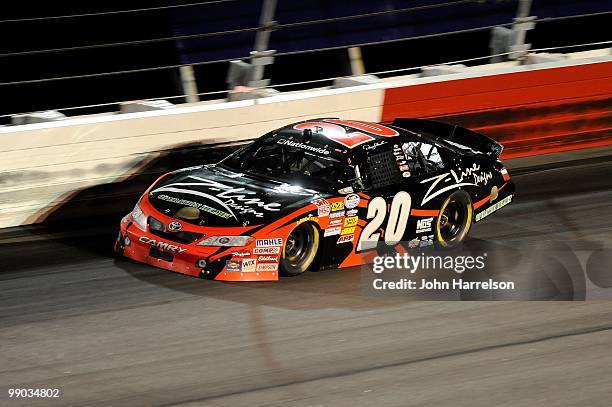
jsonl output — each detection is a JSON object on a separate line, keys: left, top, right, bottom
{"left": 436, "top": 191, "right": 473, "bottom": 248}
{"left": 280, "top": 223, "right": 319, "bottom": 276}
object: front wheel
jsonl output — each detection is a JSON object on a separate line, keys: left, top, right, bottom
{"left": 435, "top": 191, "right": 473, "bottom": 249}
{"left": 280, "top": 223, "right": 320, "bottom": 276}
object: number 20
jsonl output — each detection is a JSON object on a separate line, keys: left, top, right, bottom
{"left": 357, "top": 191, "right": 412, "bottom": 251}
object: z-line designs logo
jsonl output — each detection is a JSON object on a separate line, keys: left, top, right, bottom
{"left": 420, "top": 164, "right": 492, "bottom": 205}
{"left": 152, "top": 176, "right": 282, "bottom": 219}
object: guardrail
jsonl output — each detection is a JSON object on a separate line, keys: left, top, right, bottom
{"left": 0, "top": 52, "right": 610, "bottom": 229}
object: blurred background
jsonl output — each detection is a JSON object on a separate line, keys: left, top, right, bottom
{"left": 0, "top": 0, "right": 610, "bottom": 121}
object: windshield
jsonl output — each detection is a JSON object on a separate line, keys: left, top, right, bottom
{"left": 220, "top": 130, "right": 352, "bottom": 191}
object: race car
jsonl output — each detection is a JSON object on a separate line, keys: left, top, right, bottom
{"left": 115, "top": 118, "right": 515, "bottom": 281}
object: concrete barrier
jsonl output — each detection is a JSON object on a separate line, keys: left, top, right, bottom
{"left": 0, "top": 52, "right": 610, "bottom": 228}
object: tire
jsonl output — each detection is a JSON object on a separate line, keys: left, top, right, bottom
{"left": 280, "top": 222, "right": 320, "bottom": 276}
{"left": 435, "top": 190, "right": 473, "bottom": 249}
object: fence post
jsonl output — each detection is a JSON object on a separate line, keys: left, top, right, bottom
{"left": 249, "top": 0, "right": 278, "bottom": 88}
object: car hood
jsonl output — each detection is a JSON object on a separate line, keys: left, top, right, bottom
{"left": 147, "top": 165, "right": 322, "bottom": 227}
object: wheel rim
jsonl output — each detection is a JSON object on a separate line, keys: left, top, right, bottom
{"left": 439, "top": 200, "right": 465, "bottom": 241}
{"left": 282, "top": 223, "right": 319, "bottom": 273}
{"left": 437, "top": 193, "right": 472, "bottom": 247}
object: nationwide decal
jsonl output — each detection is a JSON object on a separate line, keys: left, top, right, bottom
{"left": 256, "top": 263, "right": 278, "bottom": 271}
{"left": 324, "top": 226, "right": 342, "bottom": 237}
{"left": 277, "top": 138, "right": 331, "bottom": 155}
{"left": 331, "top": 201, "right": 345, "bottom": 211}
{"left": 475, "top": 195, "right": 513, "bottom": 221}
{"left": 344, "top": 216, "right": 358, "bottom": 227}
{"left": 257, "top": 256, "right": 279, "bottom": 262}
{"left": 138, "top": 236, "right": 187, "bottom": 254}
{"left": 341, "top": 227, "right": 356, "bottom": 235}
{"left": 253, "top": 247, "right": 281, "bottom": 254}
{"left": 344, "top": 193, "right": 360, "bottom": 209}
{"left": 157, "top": 194, "right": 232, "bottom": 219}
{"left": 256, "top": 238, "right": 283, "bottom": 247}
{"left": 241, "top": 258, "right": 257, "bottom": 272}
{"left": 416, "top": 217, "right": 433, "bottom": 233}
{"left": 297, "top": 214, "right": 318, "bottom": 225}
{"left": 329, "top": 210, "right": 345, "bottom": 219}
{"left": 152, "top": 176, "right": 282, "bottom": 219}
{"left": 337, "top": 234, "right": 354, "bottom": 243}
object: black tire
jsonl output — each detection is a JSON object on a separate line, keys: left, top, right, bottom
{"left": 280, "top": 222, "right": 320, "bottom": 276}
{"left": 435, "top": 191, "right": 473, "bottom": 249}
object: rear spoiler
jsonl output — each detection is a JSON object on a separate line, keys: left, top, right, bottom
{"left": 392, "top": 118, "right": 503, "bottom": 159}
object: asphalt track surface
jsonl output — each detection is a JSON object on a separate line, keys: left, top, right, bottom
{"left": 2, "top": 149, "right": 612, "bottom": 406}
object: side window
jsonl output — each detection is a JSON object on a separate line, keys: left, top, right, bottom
{"left": 401, "top": 141, "right": 445, "bottom": 175}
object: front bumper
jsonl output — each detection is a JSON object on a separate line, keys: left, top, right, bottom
{"left": 116, "top": 219, "right": 279, "bottom": 281}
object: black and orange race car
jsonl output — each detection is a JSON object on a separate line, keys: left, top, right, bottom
{"left": 115, "top": 118, "right": 514, "bottom": 281}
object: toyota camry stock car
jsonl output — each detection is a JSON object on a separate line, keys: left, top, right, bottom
{"left": 115, "top": 118, "right": 515, "bottom": 281}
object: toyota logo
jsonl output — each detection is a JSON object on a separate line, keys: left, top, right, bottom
{"left": 168, "top": 221, "right": 183, "bottom": 231}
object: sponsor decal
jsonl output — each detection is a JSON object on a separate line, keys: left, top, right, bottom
{"left": 337, "top": 234, "right": 354, "bottom": 244}
{"left": 256, "top": 263, "right": 278, "bottom": 272}
{"left": 157, "top": 194, "right": 232, "bottom": 219}
{"left": 277, "top": 138, "right": 331, "bottom": 155}
{"left": 402, "top": 172, "right": 411, "bottom": 178}
{"left": 312, "top": 198, "right": 331, "bottom": 217}
{"left": 338, "top": 186, "right": 354, "bottom": 195}
{"left": 253, "top": 247, "right": 281, "bottom": 254}
{"left": 297, "top": 214, "right": 319, "bottom": 225}
{"left": 331, "top": 201, "right": 345, "bottom": 211}
{"left": 256, "top": 238, "right": 283, "bottom": 247}
{"left": 416, "top": 217, "right": 434, "bottom": 233}
{"left": 346, "top": 209, "right": 358, "bottom": 216}
{"left": 138, "top": 236, "right": 187, "bottom": 254}
{"left": 344, "top": 193, "right": 360, "bottom": 209}
{"left": 419, "top": 235, "right": 434, "bottom": 247}
{"left": 329, "top": 218, "right": 343, "bottom": 227}
{"left": 489, "top": 185, "right": 499, "bottom": 202}
{"left": 341, "top": 227, "right": 356, "bottom": 235}
{"left": 241, "top": 258, "right": 257, "bottom": 272}
{"left": 226, "top": 260, "right": 242, "bottom": 272}
{"left": 257, "top": 256, "right": 279, "bottom": 262}
{"left": 344, "top": 216, "right": 358, "bottom": 227}
{"left": 231, "top": 251, "right": 251, "bottom": 257}
{"left": 475, "top": 195, "right": 513, "bottom": 221}
{"left": 168, "top": 221, "right": 183, "bottom": 231}
{"left": 408, "top": 238, "right": 420, "bottom": 248}
{"left": 329, "top": 210, "right": 345, "bottom": 219}
{"left": 324, "top": 226, "right": 342, "bottom": 237}
{"left": 399, "top": 165, "right": 410, "bottom": 172}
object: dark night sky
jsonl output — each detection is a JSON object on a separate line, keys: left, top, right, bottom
{"left": 0, "top": 0, "right": 609, "bottom": 120}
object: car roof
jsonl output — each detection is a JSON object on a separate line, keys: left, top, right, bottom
{"left": 280, "top": 118, "right": 416, "bottom": 151}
